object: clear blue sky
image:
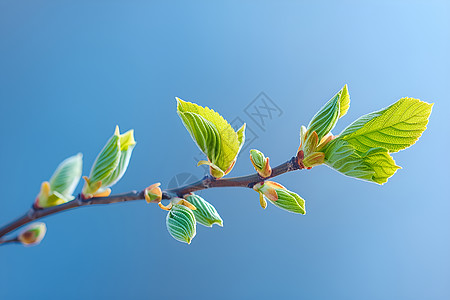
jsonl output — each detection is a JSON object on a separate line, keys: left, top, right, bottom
{"left": 0, "top": 1, "right": 449, "bottom": 299}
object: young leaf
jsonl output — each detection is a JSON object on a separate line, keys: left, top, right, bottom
{"left": 166, "top": 204, "right": 197, "bottom": 244}
{"left": 82, "top": 126, "right": 136, "bottom": 198}
{"left": 363, "top": 147, "right": 401, "bottom": 184}
{"left": 185, "top": 194, "right": 223, "bottom": 227}
{"left": 270, "top": 189, "right": 306, "bottom": 215}
{"left": 307, "top": 85, "right": 350, "bottom": 140}
{"left": 49, "top": 153, "right": 83, "bottom": 201}
{"left": 339, "top": 98, "right": 433, "bottom": 154}
{"left": 100, "top": 130, "right": 136, "bottom": 189}
{"left": 236, "top": 123, "right": 246, "bottom": 152}
{"left": 254, "top": 181, "right": 306, "bottom": 214}
{"left": 89, "top": 130, "right": 121, "bottom": 187}
{"left": 324, "top": 138, "right": 400, "bottom": 184}
{"left": 177, "top": 98, "right": 245, "bottom": 178}
{"left": 35, "top": 154, "right": 83, "bottom": 208}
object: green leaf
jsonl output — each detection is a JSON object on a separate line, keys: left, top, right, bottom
{"left": 339, "top": 98, "right": 433, "bottom": 154}
{"left": 324, "top": 138, "right": 400, "bottom": 184}
{"left": 166, "top": 204, "right": 197, "bottom": 244}
{"left": 49, "top": 153, "right": 82, "bottom": 201}
{"left": 89, "top": 132, "right": 121, "bottom": 186}
{"left": 177, "top": 98, "right": 244, "bottom": 177}
{"left": 83, "top": 126, "right": 136, "bottom": 196}
{"left": 339, "top": 84, "right": 350, "bottom": 118}
{"left": 100, "top": 130, "right": 135, "bottom": 190}
{"left": 363, "top": 147, "right": 401, "bottom": 184}
{"left": 185, "top": 194, "right": 223, "bottom": 227}
{"left": 236, "top": 123, "right": 246, "bottom": 152}
{"left": 307, "top": 85, "right": 350, "bottom": 140}
{"left": 268, "top": 189, "right": 306, "bottom": 215}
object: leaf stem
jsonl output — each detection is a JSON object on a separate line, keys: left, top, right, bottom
{"left": 0, "top": 157, "right": 300, "bottom": 242}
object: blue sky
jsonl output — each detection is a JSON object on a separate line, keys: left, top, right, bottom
{"left": 0, "top": 1, "right": 449, "bottom": 299}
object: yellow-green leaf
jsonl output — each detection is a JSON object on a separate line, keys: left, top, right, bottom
{"left": 307, "top": 85, "right": 350, "bottom": 140}
{"left": 177, "top": 98, "right": 244, "bottom": 177}
{"left": 339, "top": 98, "right": 433, "bottom": 154}
{"left": 89, "top": 133, "right": 121, "bottom": 185}
{"left": 269, "top": 189, "right": 306, "bottom": 215}
{"left": 362, "top": 147, "right": 401, "bottom": 184}
{"left": 324, "top": 138, "right": 400, "bottom": 184}
{"left": 83, "top": 126, "right": 136, "bottom": 197}
{"left": 339, "top": 84, "right": 350, "bottom": 118}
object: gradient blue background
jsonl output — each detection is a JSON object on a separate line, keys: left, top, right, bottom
{"left": 0, "top": 1, "right": 449, "bottom": 299}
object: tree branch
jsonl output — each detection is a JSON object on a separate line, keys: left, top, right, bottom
{"left": 0, "top": 156, "right": 300, "bottom": 243}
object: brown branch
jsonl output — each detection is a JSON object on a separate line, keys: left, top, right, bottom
{"left": 0, "top": 157, "right": 300, "bottom": 243}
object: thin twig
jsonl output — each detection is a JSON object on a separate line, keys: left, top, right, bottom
{"left": 0, "top": 157, "right": 300, "bottom": 242}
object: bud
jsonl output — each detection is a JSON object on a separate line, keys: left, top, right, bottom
{"left": 297, "top": 85, "right": 348, "bottom": 169}
{"left": 249, "top": 149, "right": 272, "bottom": 178}
{"left": 297, "top": 127, "right": 333, "bottom": 169}
{"left": 253, "top": 181, "right": 306, "bottom": 214}
{"left": 145, "top": 183, "right": 162, "bottom": 203}
{"left": 307, "top": 85, "right": 349, "bottom": 140}
{"left": 166, "top": 204, "right": 197, "bottom": 244}
{"left": 185, "top": 194, "right": 223, "bottom": 227}
{"left": 18, "top": 222, "right": 47, "bottom": 246}
{"left": 35, "top": 153, "right": 83, "bottom": 209}
{"left": 82, "top": 126, "right": 136, "bottom": 199}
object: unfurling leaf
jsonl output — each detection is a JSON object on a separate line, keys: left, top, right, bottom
{"left": 297, "top": 85, "right": 348, "bottom": 169}
{"left": 185, "top": 194, "right": 223, "bottom": 227}
{"left": 307, "top": 84, "right": 350, "bottom": 140}
{"left": 339, "top": 98, "right": 433, "bottom": 154}
{"left": 35, "top": 153, "right": 83, "bottom": 208}
{"left": 176, "top": 98, "right": 245, "bottom": 178}
{"left": 253, "top": 181, "right": 306, "bottom": 214}
{"left": 82, "top": 126, "right": 136, "bottom": 198}
{"left": 324, "top": 138, "right": 400, "bottom": 184}
{"left": 323, "top": 97, "right": 432, "bottom": 184}
{"left": 250, "top": 149, "right": 272, "bottom": 178}
{"left": 18, "top": 222, "right": 47, "bottom": 246}
{"left": 166, "top": 204, "right": 197, "bottom": 244}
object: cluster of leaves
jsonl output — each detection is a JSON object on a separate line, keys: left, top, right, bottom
{"left": 168, "top": 88, "right": 432, "bottom": 243}
{"left": 13, "top": 85, "right": 432, "bottom": 246}
{"left": 34, "top": 126, "right": 136, "bottom": 211}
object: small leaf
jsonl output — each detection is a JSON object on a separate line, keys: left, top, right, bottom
{"left": 101, "top": 133, "right": 135, "bottom": 189}
{"left": 324, "top": 138, "right": 400, "bottom": 184}
{"left": 83, "top": 126, "right": 136, "bottom": 197}
{"left": 269, "top": 189, "right": 306, "bottom": 215}
{"left": 254, "top": 181, "right": 306, "bottom": 214}
{"left": 339, "top": 98, "right": 433, "bottom": 154}
{"left": 339, "top": 84, "right": 350, "bottom": 118}
{"left": 88, "top": 130, "right": 121, "bottom": 188}
{"left": 236, "top": 123, "right": 246, "bottom": 152}
{"left": 177, "top": 98, "right": 245, "bottom": 178}
{"left": 166, "top": 204, "right": 197, "bottom": 244}
{"left": 49, "top": 153, "right": 83, "bottom": 201}
{"left": 185, "top": 194, "right": 223, "bottom": 227}
{"left": 307, "top": 85, "right": 350, "bottom": 140}
{"left": 363, "top": 147, "right": 401, "bottom": 184}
